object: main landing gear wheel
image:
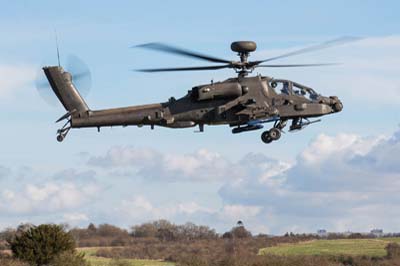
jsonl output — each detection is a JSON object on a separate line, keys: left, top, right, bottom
{"left": 269, "top": 128, "right": 281, "bottom": 141}
{"left": 261, "top": 131, "right": 272, "bottom": 144}
{"left": 261, "top": 128, "right": 281, "bottom": 144}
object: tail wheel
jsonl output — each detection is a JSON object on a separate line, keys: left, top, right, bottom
{"left": 261, "top": 131, "right": 273, "bottom": 144}
{"left": 268, "top": 128, "right": 281, "bottom": 141}
{"left": 57, "top": 134, "right": 65, "bottom": 142}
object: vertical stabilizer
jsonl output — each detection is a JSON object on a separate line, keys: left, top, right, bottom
{"left": 43, "top": 66, "right": 89, "bottom": 117}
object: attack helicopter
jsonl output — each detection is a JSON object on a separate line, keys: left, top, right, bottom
{"left": 41, "top": 37, "right": 355, "bottom": 143}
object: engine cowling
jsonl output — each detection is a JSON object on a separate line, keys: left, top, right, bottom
{"left": 192, "top": 82, "right": 243, "bottom": 101}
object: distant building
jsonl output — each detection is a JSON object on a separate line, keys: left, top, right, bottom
{"left": 317, "top": 229, "right": 328, "bottom": 237}
{"left": 371, "top": 229, "right": 383, "bottom": 237}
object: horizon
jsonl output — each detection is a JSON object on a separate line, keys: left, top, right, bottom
{"left": 1, "top": 219, "right": 395, "bottom": 237}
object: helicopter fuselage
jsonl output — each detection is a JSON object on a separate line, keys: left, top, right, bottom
{"left": 43, "top": 66, "right": 342, "bottom": 143}
{"left": 71, "top": 75, "right": 342, "bottom": 130}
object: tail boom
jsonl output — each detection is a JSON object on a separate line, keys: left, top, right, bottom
{"left": 71, "top": 104, "right": 163, "bottom": 128}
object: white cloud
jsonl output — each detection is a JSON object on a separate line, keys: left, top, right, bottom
{"left": 220, "top": 205, "right": 262, "bottom": 220}
{"left": 0, "top": 64, "right": 36, "bottom": 98}
{"left": 220, "top": 128, "right": 400, "bottom": 233}
{"left": 0, "top": 182, "right": 101, "bottom": 214}
{"left": 300, "top": 133, "right": 384, "bottom": 164}
{"left": 118, "top": 196, "right": 172, "bottom": 221}
{"left": 162, "top": 149, "right": 221, "bottom": 177}
{"left": 88, "top": 147, "right": 290, "bottom": 183}
{"left": 88, "top": 146, "right": 160, "bottom": 168}
{"left": 63, "top": 213, "right": 89, "bottom": 223}
{"left": 0, "top": 166, "right": 103, "bottom": 230}
{"left": 177, "top": 202, "right": 213, "bottom": 215}
{"left": 116, "top": 196, "right": 214, "bottom": 223}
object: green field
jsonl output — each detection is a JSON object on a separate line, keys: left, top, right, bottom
{"left": 259, "top": 238, "right": 400, "bottom": 257}
{"left": 79, "top": 248, "right": 174, "bottom": 266}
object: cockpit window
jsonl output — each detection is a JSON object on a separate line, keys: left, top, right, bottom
{"left": 293, "top": 83, "right": 319, "bottom": 100}
{"left": 270, "top": 80, "right": 291, "bottom": 95}
{"left": 292, "top": 83, "right": 305, "bottom": 96}
{"left": 270, "top": 79, "right": 319, "bottom": 99}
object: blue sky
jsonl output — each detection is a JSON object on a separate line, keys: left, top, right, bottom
{"left": 0, "top": 0, "right": 399, "bottom": 234}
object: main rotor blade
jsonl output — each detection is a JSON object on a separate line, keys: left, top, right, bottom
{"left": 135, "top": 65, "right": 231, "bottom": 72}
{"left": 256, "top": 63, "right": 340, "bottom": 68}
{"left": 134, "top": 42, "right": 232, "bottom": 64}
{"left": 251, "top": 36, "right": 362, "bottom": 65}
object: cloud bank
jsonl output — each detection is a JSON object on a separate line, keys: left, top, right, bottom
{"left": 1, "top": 128, "right": 399, "bottom": 234}
{"left": 81, "top": 127, "right": 400, "bottom": 233}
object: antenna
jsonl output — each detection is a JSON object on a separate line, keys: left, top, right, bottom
{"left": 55, "top": 30, "right": 61, "bottom": 67}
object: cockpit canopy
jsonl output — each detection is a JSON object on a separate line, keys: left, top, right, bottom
{"left": 270, "top": 79, "right": 319, "bottom": 100}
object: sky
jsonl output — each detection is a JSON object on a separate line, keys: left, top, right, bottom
{"left": 0, "top": 0, "right": 400, "bottom": 234}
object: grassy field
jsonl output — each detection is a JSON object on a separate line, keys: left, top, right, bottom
{"left": 78, "top": 247, "right": 174, "bottom": 266}
{"left": 259, "top": 238, "right": 400, "bottom": 257}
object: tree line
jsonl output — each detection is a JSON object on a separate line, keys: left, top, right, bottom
{"left": 0, "top": 220, "right": 252, "bottom": 249}
{"left": 2, "top": 221, "right": 400, "bottom": 266}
